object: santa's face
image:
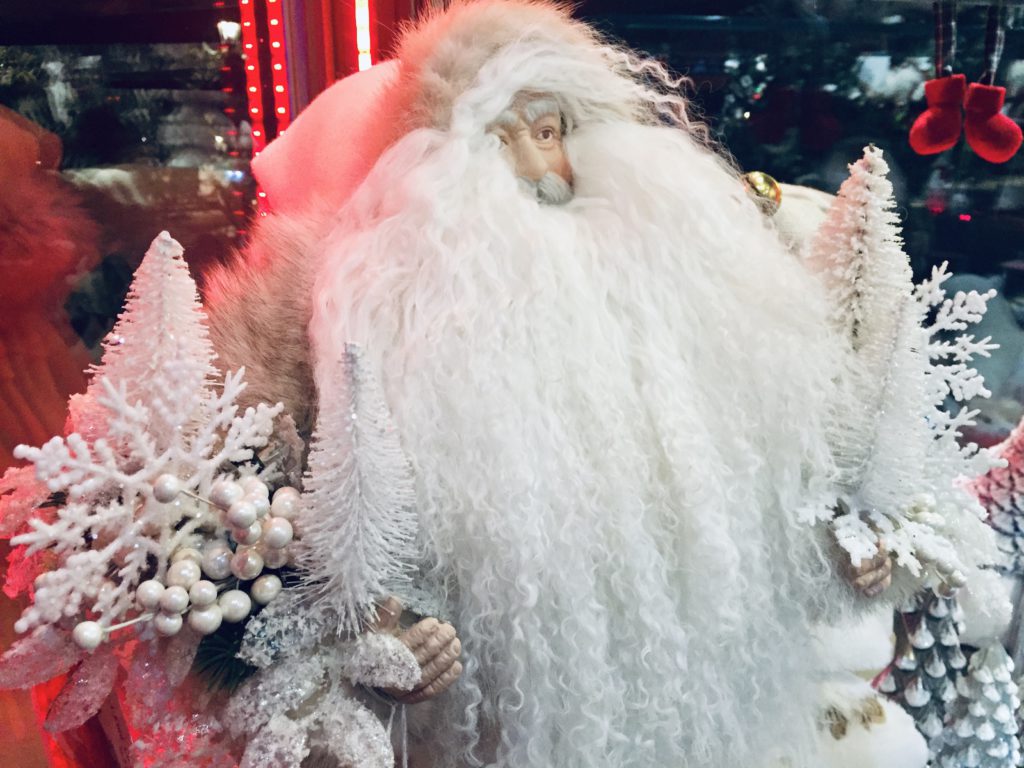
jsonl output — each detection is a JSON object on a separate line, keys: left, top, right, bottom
{"left": 486, "top": 93, "right": 574, "bottom": 204}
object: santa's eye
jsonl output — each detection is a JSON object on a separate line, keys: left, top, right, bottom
{"left": 535, "top": 127, "right": 558, "bottom": 143}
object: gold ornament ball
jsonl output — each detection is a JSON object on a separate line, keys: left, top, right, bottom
{"left": 741, "top": 171, "right": 782, "bottom": 216}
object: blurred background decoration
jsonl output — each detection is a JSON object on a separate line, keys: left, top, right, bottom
{"left": 1, "top": 0, "right": 1024, "bottom": 765}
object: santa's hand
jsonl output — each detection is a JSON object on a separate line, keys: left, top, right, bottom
{"left": 840, "top": 544, "right": 892, "bottom": 598}
{"left": 369, "top": 596, "right": 463, "bottom": 704}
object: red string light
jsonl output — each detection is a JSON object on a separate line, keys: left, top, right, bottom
{"left": 237, "top": 0, "right": 267, "bottom": 156}
{"left": 355, "top": 0, "right": 373, "bottom": 71}
{"left": 263, "top": 0, "right": 291, "bottom": 133}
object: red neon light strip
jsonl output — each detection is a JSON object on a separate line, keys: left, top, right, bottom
{"left": 355, "top": 0, "right": 373, "bottom": 71}
{"left": 238, "top": 0, "right": 267, "bottom": 155}
{"left": 264, "top": 0, "right": 291, "bottom": 132}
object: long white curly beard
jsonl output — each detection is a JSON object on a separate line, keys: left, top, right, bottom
{"left": 311, "top": 119, "right": 850, "bottom": 768}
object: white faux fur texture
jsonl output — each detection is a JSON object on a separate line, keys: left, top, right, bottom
{"left": 817, "top": 675, "right": 928, "bottom": 768}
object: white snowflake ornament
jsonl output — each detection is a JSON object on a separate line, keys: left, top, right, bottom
{"left": 5, "top": 232, "right": 282, "bottom": 643}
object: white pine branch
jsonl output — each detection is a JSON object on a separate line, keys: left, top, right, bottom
{"left": 297, "top": 343, "right": 418, "bottom": 634}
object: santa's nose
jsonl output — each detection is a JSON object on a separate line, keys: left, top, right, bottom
{"left": 511, "top": 137, "right": 548, "bottom": 182}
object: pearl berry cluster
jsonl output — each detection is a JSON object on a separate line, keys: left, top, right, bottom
{"left": 71, "top": 475, "right": 301, "bottom": 650}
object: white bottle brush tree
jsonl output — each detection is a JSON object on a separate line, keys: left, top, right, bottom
{"left": 294, "top": 342, "right": 419, "bottom": 635}
{"left": 217, "top": 344, "right": 425, "bottom": 768}
{"left": 809, "top": 145, "right": 1001, "bottom": 589}
{"left": 237, "top": 342, "right": 423, "bottom": 665}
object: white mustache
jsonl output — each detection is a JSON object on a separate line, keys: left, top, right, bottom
{"left": 518, "top": 172, "right": 574, "bottom": 205}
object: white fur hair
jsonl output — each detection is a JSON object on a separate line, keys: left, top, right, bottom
{"left": 308, "top": 23, "right": 883, "bottom": 767}
{"left": 387, "top": 1, "right": 695, "bottom": 132}
{"left": 439, "top": 20, "right": 700, "bottom": 141}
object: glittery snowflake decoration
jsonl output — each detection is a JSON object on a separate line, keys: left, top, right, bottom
{"left": 809, "top": 146, "right": 1001, "bottom": 588}
{"left": 2, "top": 231, "right": 282, "bottom": 647}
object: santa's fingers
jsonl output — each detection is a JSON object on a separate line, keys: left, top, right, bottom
{"left": 866, "top": 572, "right": 892, "bottom": 597}
{"left": 860, "top": 570, "right": 893, "bottom": 598}
{"left": 849, "top": 554, "right": 892, "bottom": 579}
{"left": 851, "top": 559, "right": 890, "bottom": 586}
{"left": 400, "top": 662, "right": 463, "bottom": 704}
{"left": 843, "top": 548, "right": 890, "bottom": 580}
{"left": 403, "top": 620, "right": 458, "bottom": 665}
{"left": 852, "top": 564, "right": 892, "bottom": 597}
{"left": 865, "top": 547, "right": 890, "bottom": 573}
{"left": 412, "top": 637, "right": 462, "bottom": 692}
{"left": 400, "top": 617, "right": 439, "bottom": 648}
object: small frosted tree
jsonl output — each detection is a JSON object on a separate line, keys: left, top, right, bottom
{"left": 934, "top": 642, "right": 1021, "bottom": 768}
{"left": 296, "top": 343, "right": 419, "bottom": 634}
{"left": 810, "top": 145, "right": 1000, "bottom": 589}
{"left": 881, "top": 590, "right": 968, "bottom": 751}
{"left": 68, "top": 231, "right": 220, "bottom": 448}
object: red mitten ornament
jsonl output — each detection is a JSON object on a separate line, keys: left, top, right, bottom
{"left": 964, "top": 82, "right": 1023, "bottom": 164}
{"left": 909, "top": 74, "right": 966, "bottom": 155}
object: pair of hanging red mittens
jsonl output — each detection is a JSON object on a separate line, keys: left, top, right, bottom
{"left": 910, "top": 74, "right": 967, "bottom": 155}
{"left": 909, "top": 73, "right": 1022, "bottom": 162}
{"left": 964, "top": 81, "right": 1023, "bottom": 163}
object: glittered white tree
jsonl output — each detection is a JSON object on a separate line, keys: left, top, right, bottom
{"left": 66, "top": 231, "right": 217, "bottom": 448}
{"left": 811, "top": 146, "right": 1001, "bottom": 588}
{"left": 934, "top": 642, "right": 1021, "bottom": 768}
{"left": 296, "top": 343, "right": 418, "bottom": 633}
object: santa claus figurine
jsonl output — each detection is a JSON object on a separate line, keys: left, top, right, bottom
{"left": 205, "top": 2, "right": 904, "bottom": 766}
